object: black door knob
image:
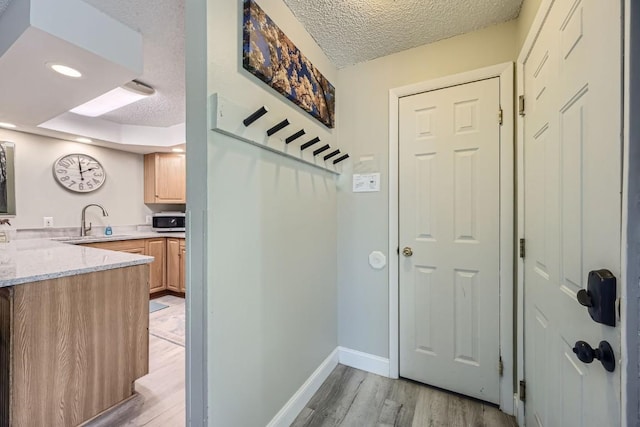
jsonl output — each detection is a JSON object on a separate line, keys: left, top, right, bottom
{"left": 572, "top": 340, "right": 615, "bottom": 372}
{"left": 576, "top": 289, "right": 593, "bottom": 307}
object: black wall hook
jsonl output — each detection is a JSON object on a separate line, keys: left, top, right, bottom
{"left": 333, "top": 154, "right": 349, "bottom": 164}
{"left": 266, "top": 119, "right": 290, "bottom": 136}
{"left": 285, "top": 129, "right": 306, "bottom": 144}
{"left": 242, "top": 106, "right": 269, "bottom": 126}
{"left": 324, "top": 150, "right": 340, "bottom": 161}
{"left": 301, "top": 137, "right": 320, "bottom": 151}
{"left": 313, "top": 144, "right": 330, "bottom": 156}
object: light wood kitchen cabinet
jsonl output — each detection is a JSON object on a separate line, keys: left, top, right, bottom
{"left": 145, "top": 238, "right": 167, "bottom": 293}
{"left": 83, "top": 239, "right": 145, "bottom": 253}
{"left": 82, "top": 237, "right": 185, "bottom": 296}
{"left": 83, "top": 239, "right": 166, "bottom": 294}
{"left": 166, "top": 238, "right": 181, "bottom": 292}
{"left": 0, "top": 266, "right": 148, "bottom": 426}
{"left": 144, "top": 153, "right": 186, "bottom": 204}
{"left": 179, "top": 240, "right": 186, "bottom": 293}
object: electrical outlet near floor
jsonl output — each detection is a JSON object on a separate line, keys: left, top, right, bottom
{"left": 43, "top": 217, "right": 54, "bottom": 227}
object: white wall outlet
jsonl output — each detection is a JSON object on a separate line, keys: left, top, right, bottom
{"left": 146, "top": 215, "right": 152, "bottom": 224}
{"left": 43, "top": 217, "right": 54, "bottom": 227}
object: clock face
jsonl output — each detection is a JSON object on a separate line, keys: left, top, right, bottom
{"left": 53, "top": 154, "right": 106, "bottom": 193}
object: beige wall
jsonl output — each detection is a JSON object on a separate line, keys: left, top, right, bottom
{"left": 517, "top": 0, "right": 543, "bottom": 50}
{"left": 187, "top": 1, "right": 545, "bottom": 423}
{"left": 336, "top": 20, "right": 518, "bottom": 358}
{"left": 0, "top": 129, "right": 151, "bottom": 229}
{"left": 205, "top": 0, "right": 339, "bottom": 425}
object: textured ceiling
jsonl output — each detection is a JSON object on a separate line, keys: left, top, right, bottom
{"left": 0, "top": 0, "right": 12, "bottom": 16}
{"left": 81, "top": 0, "right": 185, "bottom": 127}
{"left": 283, "top": 0, "right": 523, "bottom": 68}
{"left": 65, "top": 0, "right": 520, "bottom": 128}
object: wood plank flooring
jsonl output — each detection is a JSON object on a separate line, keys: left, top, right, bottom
{"left": 87, "top": 297, "right": 516, "bottom": 427}
{"left": 85, "top": 295, "right": 186, "bottom": 427}
{"left": 292, "top": 364, "right": 518, "bottom": 427}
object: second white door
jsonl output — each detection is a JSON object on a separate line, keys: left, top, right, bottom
{"left": 399, "top": 78, "right": 502, "bottom": 403}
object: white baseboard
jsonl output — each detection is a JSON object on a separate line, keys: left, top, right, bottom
{"left": 338, "top": 346, "right": 390, "bottom": 377}
{"left": 266, "top": 347, "right": 339, "bottom": 427}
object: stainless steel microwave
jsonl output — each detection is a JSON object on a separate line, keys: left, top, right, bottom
{"left": 151, "top": 212, "right": 185, "bottom": 232}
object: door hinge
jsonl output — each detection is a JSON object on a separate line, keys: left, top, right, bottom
{"left": 498, "top": 356, "right": 504, "bottom": 377}
{"left": 519, "top": 238, "right": 526, "bottom": 259}
{"left": 397, "top": 247, "right": 400, "bottom": 255}
{"left": 498, "top": 108, "right": 503, "bottom": 125}
{"left": 518, "top": 95, "right": 525, "bottom": 116}
{"left": 519, "top": 380, "right": 527, "bottom": 402}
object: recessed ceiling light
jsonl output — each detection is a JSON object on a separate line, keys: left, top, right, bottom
{"left": 76, "top": 137, "right": 92, "bottom": 143}
{"left": 70, "top": 80, "right": 155, "bottom": 117}
{"left": 171, "top": 148, "right": 185, "bottom": 153}
{"left": 47, "top": 63, "right": 82, "bottom": 78}
{"left": 0, "top": 122, "right": 16, "bottom": 129}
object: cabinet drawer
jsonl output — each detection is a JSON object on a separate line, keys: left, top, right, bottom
{"left": 82, "top": 240, "right": 146, "bottom": 252}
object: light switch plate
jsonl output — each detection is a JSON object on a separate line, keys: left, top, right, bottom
{"left": 353, "top": 173, "right": 381, "bottom": 192}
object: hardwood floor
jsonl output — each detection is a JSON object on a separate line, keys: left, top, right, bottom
{"left": 85, "top": 295, "right": 186, "bottom": 427}
{"left": 292, "top": 364, "right": 518, "bottom": 427}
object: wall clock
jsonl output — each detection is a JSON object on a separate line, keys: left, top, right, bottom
{"left": 53, "top": 153, "right": 106, "bottom": 193}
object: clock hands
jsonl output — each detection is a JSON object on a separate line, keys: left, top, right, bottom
{"left": 77, "top": 156, "right": 85, "bottom": 181}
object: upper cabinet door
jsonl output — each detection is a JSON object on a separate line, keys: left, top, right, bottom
{"left": 144, "top": 153, "right": 186, "bottom": 203}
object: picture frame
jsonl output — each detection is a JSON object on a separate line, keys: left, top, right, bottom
{"left": 242, "top": 0, "right": 336, "bottom": 129}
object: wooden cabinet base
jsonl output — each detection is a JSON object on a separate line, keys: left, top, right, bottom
{"left": 150, "top": 289, "right": 185, "bottom": 299}
{"left": 0, "top": 265, "right": 149, "bottom": 426}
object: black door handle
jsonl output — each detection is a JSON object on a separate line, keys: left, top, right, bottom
{"left": 572, "top": 340, "right": 615, "bottom": 372}
{"left": 578, "top": 269, "right": 616, "bottom": 326}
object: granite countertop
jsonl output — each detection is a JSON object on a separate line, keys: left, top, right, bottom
{"left": 0, "top": 239, "right": 153, "bottom": 288}
{"left": 51, "top": 230, "right": 186, "bottom": 244}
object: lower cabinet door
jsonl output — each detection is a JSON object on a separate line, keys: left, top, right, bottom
{"left": 166, "top": 238, "right": 181, "bottom": 292}
{"left": 145, "top": 238, "right": 166, "bottom": 293}
{"left": 179, "top": 242, "right": 186, "bottom": 293}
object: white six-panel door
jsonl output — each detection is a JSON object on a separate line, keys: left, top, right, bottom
{"left": 522, "top": 0, "right": 622, "bottom": 426}
{"left": 399, "top": 78, "right": 501, "bottom": 404}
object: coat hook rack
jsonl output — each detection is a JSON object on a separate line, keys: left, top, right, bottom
{"left": 301, "top": 137, "right": 320, "bottom": 151}
{"left": 333, "top": 154, "right": 349, "bottom": 164}
{"left": 210, "top": 94, "right": 343, "bottom": 175}
{"left": 313, "top": 144, "right": 330, "bottom": 156}
{"left": 324, "top": 149, "right": 340, "bottom": 161}
{"left": 242, "top": 106, "right": 269, "bottom": 126}
{"left": 285, "top": 129, "right": 306, "bottom": 144}
{"left": 266, "top": 119, "right": 290, "bottom": 136}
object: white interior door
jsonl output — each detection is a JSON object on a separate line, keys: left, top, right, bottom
{"left": 399, "top": 78, "right": 501, "bottom": 404}
{"left": 522, "top": 0, "right": 622, "bottom": 425}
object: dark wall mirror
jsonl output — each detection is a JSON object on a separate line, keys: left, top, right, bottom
{"left": 0, "top": 142, "right": 16, "bottom": 216}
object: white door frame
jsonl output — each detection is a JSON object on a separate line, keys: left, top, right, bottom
{"left": 515, "top": 3, "right": 551, "bottom": 423}
{"left": 516, "top": 0, "right": 628, "bottom": 425}
{"left": 388, "top": 62, "right": 515, "bottom": 415}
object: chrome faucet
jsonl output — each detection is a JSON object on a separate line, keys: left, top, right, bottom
{"left": 80, "top": 204, "right": 109, "bottom": 237}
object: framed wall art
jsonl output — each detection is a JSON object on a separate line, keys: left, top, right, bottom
{"left": 242, "top": 0, "right": 336, "bottom": 129}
